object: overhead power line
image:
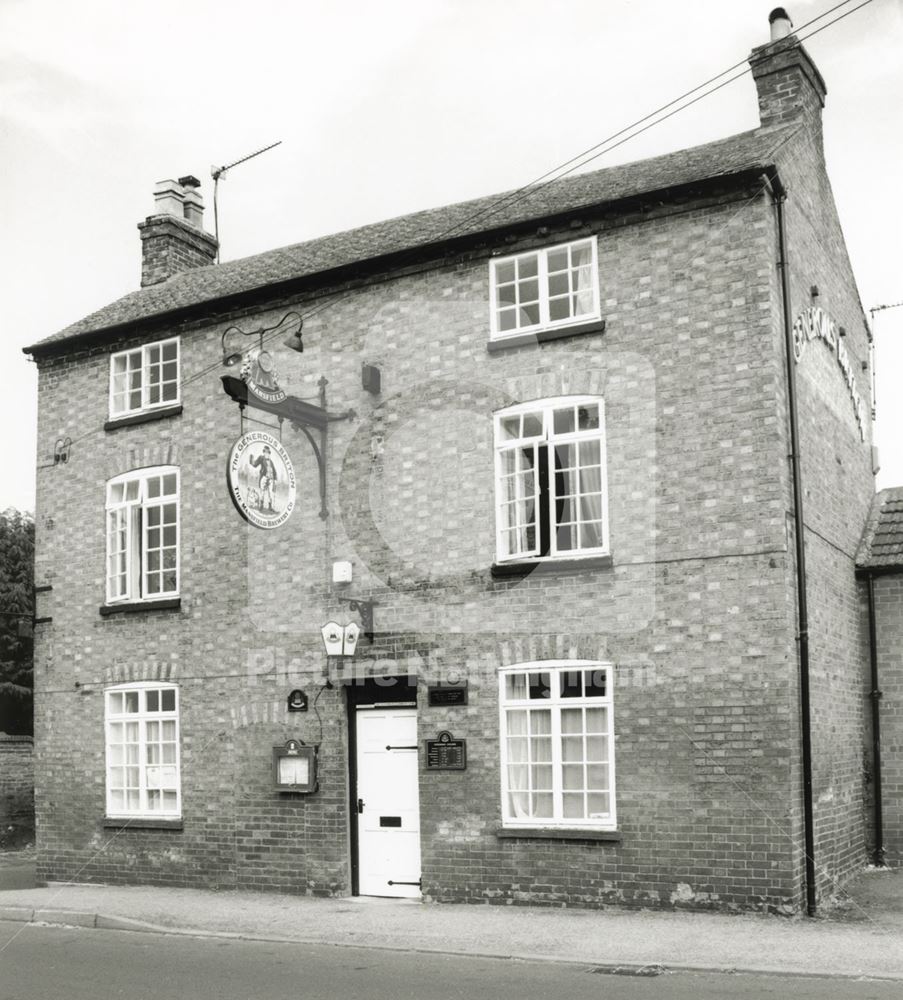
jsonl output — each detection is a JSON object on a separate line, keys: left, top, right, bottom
{"left": 37, "top": 0, "right": 875, "bottom": 456}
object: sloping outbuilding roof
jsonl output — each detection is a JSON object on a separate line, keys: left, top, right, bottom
{"left": 857, "top": 487, "right": 903, "bottom": 571}
{"left": 26, "top": 124, "right": 799, "bottom": 356}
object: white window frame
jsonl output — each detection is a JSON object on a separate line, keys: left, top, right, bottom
{"left": 489, "top": 237, "right": 600, "bottom": 341}
{"left": 493, "top": 396, "right": 610, "bottom": 564}
{"left": 499, "top": 661, "right": 616, "bottom": 830}
{"left": 104, "top": 682, "right": 181, "bottom": 819}
{"left": 105, "top": 467, "right": 180, "bottom": 604}
{"left": 109, "top": 337, "right": 180, "bottom": 419}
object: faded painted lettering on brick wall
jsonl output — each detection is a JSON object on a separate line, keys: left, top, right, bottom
{"left": 792, "top": 305, "right": 867, "bottom": 442}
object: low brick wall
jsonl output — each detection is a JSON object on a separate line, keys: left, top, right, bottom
{"left": 0, "top": 735, "right": 34, "bottom": 844}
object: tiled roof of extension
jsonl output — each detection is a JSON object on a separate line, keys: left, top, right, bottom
{"left": 27, "top": 124, "right": 799, "bottom": 355}
{"left": 857, "top": 488, "right": 903, "bottom": 571}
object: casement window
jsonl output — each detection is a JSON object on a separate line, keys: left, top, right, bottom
{"left": 106, "top": 468, "right": 179, "bottom": 604}
{"left": 109, "top": 338, "right": 180, "bottom": 418}
{"left": 499, "top": 662, "right": 615, "bottom": 829}
{"left": 490, "top": 237, "right": 599, "bottom": 339}
{"left": 105, "top": 684, "right": 180, "bottom": 818}
{"left": 494, "top": 397, "right": 609, "bottom": 563}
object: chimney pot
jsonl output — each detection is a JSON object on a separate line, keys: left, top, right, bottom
{"left": 182, "top": 186, "right": 206, "bottom": 230}
{"left": 152, "top": 179, "right": 185, "bottom": 219}
{"left": 140, "top": 175, "right": 217, "bottom": 286}
{"left": 750, "top": 11, "right": 826, "bottom": 132}
{"left": 769, "top": 8, "right": 793, "bottom": 41}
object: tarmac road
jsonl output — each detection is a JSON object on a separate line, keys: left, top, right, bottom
{"left": 0, "top": 921, "right": 899, "bottom": 1000}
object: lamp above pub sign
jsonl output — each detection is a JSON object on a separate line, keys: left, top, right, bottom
{"left": 227, "top": 430, "right": 297, "bottom": 529}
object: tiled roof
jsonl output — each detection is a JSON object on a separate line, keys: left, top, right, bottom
{"left": 857, "top": 488, "right": 903, "bottom": 570}
{"left": 27, "top": 124, "right": 799, "bottom": 355}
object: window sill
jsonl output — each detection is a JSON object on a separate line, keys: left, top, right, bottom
{"left": 104, "top": 404, "right": 183, "bottom": 431}
{"left": 99, "top": 598, "right": 181, "bottom": 617}
{"left": 487, "top": 319, "right": 606, "bottom": 353}
{"left": 103, "top": 817, "right": 183, "bottom": 830}
{"left": 496, "top": 826, "right": 621, "bottom": 842}
{"left": 491, "top": 555, "right": 612, "bottom": 579}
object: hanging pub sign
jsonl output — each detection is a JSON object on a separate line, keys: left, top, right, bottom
{"left": 227, "top": 430, "right": 297, "bottom": 529}
{"left": 792, "top": 305, "right": 867, "bottom": 442}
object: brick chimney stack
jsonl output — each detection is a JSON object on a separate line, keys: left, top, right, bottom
{"left": 138, "top": 175, "right": 219, "bottom": 287}
{"left": 749, "top": 8, "right": 827, "bottom": 133}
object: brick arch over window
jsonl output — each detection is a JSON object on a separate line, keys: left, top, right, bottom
{"left": 103, "top": 661, "right": 180, "bottom": 687}
{"left": 101, "top": 442, "right": 180, "bottom": 483}
{"left": 502, "top": 369, "right": 607, "bottom": 407}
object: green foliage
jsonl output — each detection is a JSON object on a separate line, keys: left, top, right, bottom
{"left": 0, "top": 508, "right": 34, "bottom": 735}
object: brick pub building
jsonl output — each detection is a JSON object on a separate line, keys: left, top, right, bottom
{"left": 24, "top": 12, "right": 902, "bottom": 913}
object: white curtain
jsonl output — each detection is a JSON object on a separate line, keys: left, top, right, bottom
{"left": 506, "top": 710, "right": 530, "bottom": 818}
{"left": 571, "top": 243, "right": 595, "bottom": 316}
{"left": 579, "top": 463, "right": 603, "bottom": 547}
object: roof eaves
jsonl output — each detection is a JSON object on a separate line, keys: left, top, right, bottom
{"left": 855, "top": 487, "right": 903, "bottom": 572}
{"left": 26, "top": 124, "right": 799, "bottom": 358}
{"left": 25, "top": 166, "right": 775, "bottom": 360}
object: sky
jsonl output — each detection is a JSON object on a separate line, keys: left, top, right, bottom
{"left": 1, "top": 0, "right": 901, "bottom": 514}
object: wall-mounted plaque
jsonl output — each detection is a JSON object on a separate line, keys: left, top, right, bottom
{"left": 426, "top": 730, "right": 466, "bottom": 770}
{"left": 287, "top": 689, "right": 308, "bottom": 712}
{"left": 428, "top": 683, "right": 468, "bottom": 707}
{"left": 227, "top": 430, "right": 296, "bottom": 529}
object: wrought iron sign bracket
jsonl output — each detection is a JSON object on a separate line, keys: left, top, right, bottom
{"left": 222, "top": 375, "right": 355, "bottom": 519}
{"left": 338, "top": 597, "right": 376, "bottom": 642}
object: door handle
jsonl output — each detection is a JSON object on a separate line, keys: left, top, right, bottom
{"left": 357, "top": 798, "right": 364, "bottom": 813}
{"left": 385, "top": 745, "right": 418, "bottom": 751}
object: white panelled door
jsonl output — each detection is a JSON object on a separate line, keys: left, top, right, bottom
{"left": 355, "top": 707, "right": 421, "bottom": 898}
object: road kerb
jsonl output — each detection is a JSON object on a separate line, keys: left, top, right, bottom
{"left": 13, "top": 911, "right": 891, "bottom": 984}
{"left": 31, "top": 908, "right": 97, "bottom": 928}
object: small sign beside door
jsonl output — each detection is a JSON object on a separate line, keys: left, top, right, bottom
{"left": 425, "top": 730, "right": 466, "bottom": 770}
{"left": 427, "top": 682, "right": 468, "bottom": 707}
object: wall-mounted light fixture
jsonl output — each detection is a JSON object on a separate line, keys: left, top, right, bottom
{"left": 321, "top": 621, "right": 361, "bottom": 657}
{"left": 221, "top": 312, "right": 303, "bottom": 367}
{"left": 53, "top": 437, "right": 72, "bottom": 465}
{"left": 283, "top": 318, "right": 304, "bottom": 354}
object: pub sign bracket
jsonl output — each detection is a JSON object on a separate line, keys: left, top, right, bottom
{"left": 222, "top": 374, "right": 355, "bottom": 519}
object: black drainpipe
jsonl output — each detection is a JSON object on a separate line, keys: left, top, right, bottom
{"left": 865, "top": 572, "right": 885, "bottom": 866}
{"left": 767, "top": 168, "right": 818, "bottom": 917}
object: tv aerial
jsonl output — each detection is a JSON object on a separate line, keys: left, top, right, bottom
{"left": 211, "top": 140, "right": 282, "bottom": 261}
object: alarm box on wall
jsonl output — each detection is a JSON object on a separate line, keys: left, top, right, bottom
{"left": 273, "top": 740, "right": 318, "bottom": 793}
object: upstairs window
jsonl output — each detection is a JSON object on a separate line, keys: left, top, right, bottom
{"left": 106, "top": 468, "right": 179, "bottom": 604}
{"left": 105, "top": 683, "right": 181, "bottom": 818}
{"left": 490, "top": 238, "right": 599, "bottom": 340}
{"left": 109, "top": 338, "right": 180, "bottom": 418}
{"left": 494, "top": 397, "right": 608, "bottom": 563}
{"left": 499, "top": 662, "right": 616, "bottom": 829}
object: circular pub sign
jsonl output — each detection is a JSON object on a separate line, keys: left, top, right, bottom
{"left": 227, "top": 431, "right": 296, "bottom": 529}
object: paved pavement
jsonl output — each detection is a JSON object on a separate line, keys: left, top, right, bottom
{"left": 1, "top": 852, "right": 901, "bottom": 981}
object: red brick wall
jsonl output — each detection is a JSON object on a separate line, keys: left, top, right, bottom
{"left": 873, "top": 573, "right": 903, "bottom": 865}
{"left": 31, "top": 121, "right": 875, "bottom": 912}
{"left": 774, "top": 123, "right": 876, "bottom": 901}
